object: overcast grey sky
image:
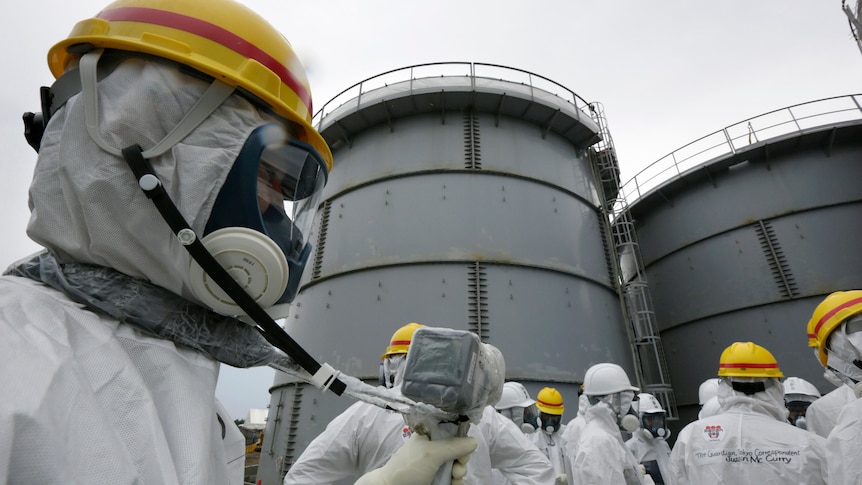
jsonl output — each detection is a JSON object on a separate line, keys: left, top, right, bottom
{"left": 3, "top": 1, "right": 861, "bottom": 421}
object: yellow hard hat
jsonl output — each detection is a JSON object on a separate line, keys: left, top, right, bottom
{"left": 807, "top": 291, "right": 862, "bottom": 366}
{"left": 47, "top": 0, "right": 332, "bottom": 171}
{"left": 717, "top": 341, "right": 784, "bottom": 378}
{"left": 536, "top": 387, "right": 564, "bottom": 415}
{"left": 381, "top": 323, "right": 424, "bottom": 360}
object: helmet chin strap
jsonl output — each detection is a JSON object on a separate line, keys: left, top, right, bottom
{"left": 121, "top": 144, "right": 346, "bottom": 396}
{"left": 80, "top": 49, "right": 235, "bottom": 159}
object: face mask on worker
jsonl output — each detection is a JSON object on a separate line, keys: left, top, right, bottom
{"left": 540, "top": 412, "right": 562, "bottom": 434}
{"left": 498, "top": 404, "right": 541, "bottom": 433}
{"left": 641, "top": 412, "right": 668, "bottom": 439}
{"left": 590, "top": 391, "right": 639, "bottom": 432}
{"left": 53, "top": 49, "right": 329, "bottom": 321}
{"left": 195, "top": 123, "right": 327, "bottom": 316}
{"left": 785, "top": 401, "right": 811, "bottom": 428}
{"left": 381, "top": 354, "right": 407, "bottom": 389}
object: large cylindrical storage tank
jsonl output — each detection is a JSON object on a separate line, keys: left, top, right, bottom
{"left": 255, "top": 63, "right": 634, "bottom": 484}
{"left": 622, "top": 95, "right": 862, "bottom": 432}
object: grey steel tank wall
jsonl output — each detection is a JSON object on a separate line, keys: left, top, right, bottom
{"left": 256, "top": 69, "right": 634, "bottom": 484}
{"left": 626, "top": 121, "right": 862, "bottom": 431}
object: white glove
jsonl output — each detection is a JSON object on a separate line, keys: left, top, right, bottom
{"left": 554, "top": 472, "right": 568, "bottom": 485}
{"left": 354, "top": 433, "right": 478, "bottom": 485}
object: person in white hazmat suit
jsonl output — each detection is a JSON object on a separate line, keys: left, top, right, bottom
{"left": 492, "top": 382, "right": 547, "bottom": 485}
{"left": 284, "top": 323, "right": 556, "bottom": 485}
{"left": 568, "top": 363, "right": 645, "bottom": 485}
{"left": 495, "top": 381, "right": 542, "bottom": 434}
{"left": 782, "top": 376, "right": 821, "bottom": 430}
{"left": 531, "top": 387, "right": 568, "bottom": 485}
{"left": 560, "top": 386, "right": 588, "bottom": 478}
{"left": 806, "top": 290, "right": 862, "bottom": 484}
{"left": 625, "top": 394, "right": 671, "bottom": 485}
{"left": 697, "top": 378, "right": 721, "bottom": 419}
{"left": 1, "top": 2, "right": 477, "bottom": 484}
{"left": 668, "top": 341, "right": 828, "bottom": 485}
{"left": 805, "top": 376, "right": 856, "bottom": 438}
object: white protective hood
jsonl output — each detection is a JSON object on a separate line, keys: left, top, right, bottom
{"left": 716, "top": 377, "right": 789, "bottom": 423}
{"left": 27, "top": 57, "right": 264, "bottom": 302}
{"left": 0, "top": 57, "right": 270, "bottom": 485}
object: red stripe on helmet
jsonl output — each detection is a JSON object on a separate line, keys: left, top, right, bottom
{"left": 719, "top": 363, "right": 778, "bottom": 369}
{"left": 98, "top": 7, "right": 312, "bottom": 112}
{"left": 389, "top": 340, "right": 411, "bottom": 346}
{"left": 537, "top": 399, "right": 563, "bottom": 408}
{"left": 814, "top": 297, "right": 862, "bottom": 335}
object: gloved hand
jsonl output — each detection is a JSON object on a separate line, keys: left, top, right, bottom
{"left": 554, "top": 472, "right": 568, "bottom": 485}
{"left": 354, "top": 432, "right": 478, "bottom": 485}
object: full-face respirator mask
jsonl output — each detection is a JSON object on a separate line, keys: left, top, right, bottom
{"left": 498, "top": 405, "right": 541, "bottom": 434}
{"left": 589, "top": 390, "right": 639, "bottom": 433}
{"left": 641, "top": 412, "right": 669, "bottom": 439}
{"left": 540, "top": 412, "right": 562, "bottom": 435}
{"left": 194, "top": 123, "right": 327, "bottom": 317}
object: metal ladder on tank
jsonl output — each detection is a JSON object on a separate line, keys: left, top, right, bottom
{"left": 587, "top": 103, "right": 678, "bottom": 419}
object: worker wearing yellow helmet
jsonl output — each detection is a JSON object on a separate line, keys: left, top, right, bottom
{"left": 380, "top": 322, "right": 424, "bottom": 388}
{"left": 6, "top": 1, "right": 475, "bottom": 483}
{"left": 287, "top": 322, "right": 555, "bottom": 484}
{"left": 668, "top": 342, "right": 828, "bottom": 485}
{"left": 531, "top": 387, "right": 568, "bottom": 483}
{"left": 804, "top": 291, "right": 862, "bottom": 483}
{"left": 802, "top": 291, "right": 862, "bottom": 439}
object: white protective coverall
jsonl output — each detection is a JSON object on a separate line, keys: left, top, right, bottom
{"left": 569, "top": 401, "right": 644, "bottom": 485}
{"left": 285, "top": 401, "right": 554, "bottom": 485}
{"left": 698, "top": 396, "right": 721, "bottom": 420}
{"left": 825, "top": 392, "right": 862, "bottom": 484}
{"left": 561, "top": 394, "right": 588, "bottom": 479}
{"left": 668, "top": 378, "right": 828, "bottom": 485}
{"left": 0, "top": 60, "right": 279, "bottom": 484}
{"left": 530, "top": 423, "right": 567, "bottom": 480}
{"left": 807, "top": 384, "right": 856, "bottom": 438}
{"left": 625, "top": 429, "right": 670, "bottom": 485}
{"left": 217, "top": 399, "right": 249, "bottom": 485}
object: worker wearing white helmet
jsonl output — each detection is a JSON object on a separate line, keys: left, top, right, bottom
{"left": 625, "top": 393, "right": 671, "bottom": 485}
{"left": 697, "top": 378, "right": 721, "bottom": 419}
{"left": 568, "top": 363, "right": 644, "bottom": 485}
{"left": 495, "top": 381, "right": 541, "bottom": 434}
{"left": 781, "top": 376, "right": 821, "bottom": 430}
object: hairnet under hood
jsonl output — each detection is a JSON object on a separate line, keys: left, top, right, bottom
{"left": 27, "top": 58, "right": 264, "bottom": 301}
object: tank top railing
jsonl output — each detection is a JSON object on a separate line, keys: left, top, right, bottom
{"left": 618, "top": 94, "right": 862, "bottom": 206}
{"left": 313, "top": 62, "right": 594, "bottom": 130}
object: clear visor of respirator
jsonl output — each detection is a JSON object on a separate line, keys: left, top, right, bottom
{"left": 785, "top": 401, "right": 811, "bottom": 426}
{"left": 498, "top": 407, "right": 525, "bottom": 427}
{"left": 617, "top": 390, "right": 635, "bottom": 416}
{"left": 200, "top": 123, "right": 328, "bottom": 316}
{"left": 641, "top": 412, "right": 667, "bottom": 439}
{"left": 540, "top": 412, "right": 562, "bottom": 434}
{"left": 524, "top": 404, "right": 541, "bottom": 431}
